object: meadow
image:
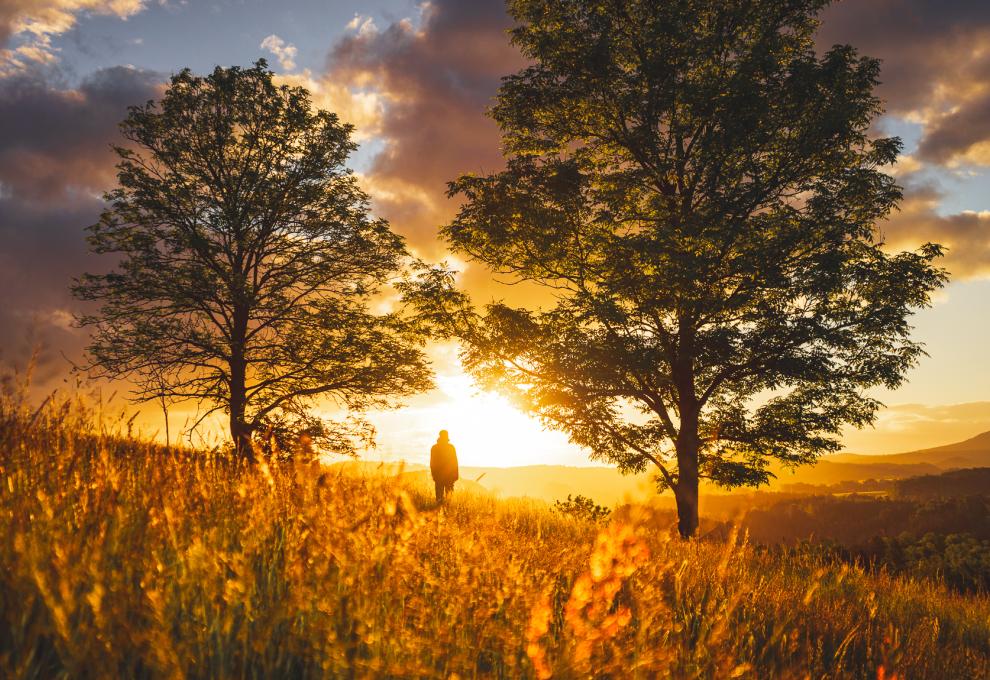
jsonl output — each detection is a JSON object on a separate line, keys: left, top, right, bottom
{"left": 2, "top": 391, "right": 990, "bottom": 679}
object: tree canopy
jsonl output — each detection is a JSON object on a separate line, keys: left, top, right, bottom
{"left": 75, "top": 60, "right": 433, "bottom": 459}
{"left": 408, "top": 0, "right": 947, "bottom": 536}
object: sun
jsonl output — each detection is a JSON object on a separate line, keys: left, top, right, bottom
{"left": 366, "top": 373, "right": 583, "bottom": 468}
{"left": 430, "top": 374, "right": 577, "bottom": 467}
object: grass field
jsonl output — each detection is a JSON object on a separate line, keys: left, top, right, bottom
{"left": 2, "top": 392, "right": 990, "bottom": 678}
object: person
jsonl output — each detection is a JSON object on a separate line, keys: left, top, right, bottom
{"left": 430, "top": 429, "right": 458, "bottom": 503}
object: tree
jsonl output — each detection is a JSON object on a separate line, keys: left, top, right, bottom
{"left": 408, "top": 0, "right": 946, "bottom": 536}
{"left": 74, "top": 61, "right": 433, "bottom": 460}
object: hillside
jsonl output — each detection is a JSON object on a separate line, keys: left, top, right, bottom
{"left": 894, "top": 467, "right": 990, "bottom": 500}
{"left": 766, "top": 429, "right": 990, "bottom": 488}
{"left": 771, "top": 459, "right": 943, "bottom": 487}
{"left": 830, "top": 430, "right": 990, "bottom": 468}
{"left": 3, "top": 399, "right": 990, "bottom": 678}
{"left": 461, "top": 464, "right": 652, "bottom": 505}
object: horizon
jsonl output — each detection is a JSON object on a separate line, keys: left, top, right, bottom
{"left": 342, "top": 424, "right": 990, "bottom": 470}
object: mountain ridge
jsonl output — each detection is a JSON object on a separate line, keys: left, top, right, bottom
{"left": 827, "top": 430, "right": 990, "bottom": 468}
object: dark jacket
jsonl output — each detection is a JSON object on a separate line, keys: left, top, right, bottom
{"left": 430, "top": 441, "right": 459, "bottom": 484}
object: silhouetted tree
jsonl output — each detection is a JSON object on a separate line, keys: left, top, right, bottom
{"left": 75, "top": 61, "right": 433, "bottom": 460}
{"left": 407, "top": 0, "right": 946, "bottom": 536}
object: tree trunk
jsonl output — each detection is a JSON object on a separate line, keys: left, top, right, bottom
{"left": 671, "top": 317, "right": 702, "bottom": 537}
{"left": 228, "top": 292, "right": 255, "bottom": 462}
{"left": 674, "top": 408, "right": 701, "bottom": 538}
{"left": 229, "top": 412, "right": 254, "bottom": 462}
{"left": 674, "top": 446, "right": 698, "bottom": 538}
{"left": 673, "top": 475, "right": 699, "bottom": 538}
{"left": 160, "top": 395, "right": 170, "bottom": 448}
{"left": 229, "top": 350, "right": 254, "bottom": 462}
{"left": 229, "top": 398, "right": 254, "bottom": 463}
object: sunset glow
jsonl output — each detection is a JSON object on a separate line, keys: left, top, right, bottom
{"left": 367, "top": 373, "right": 583, "bottom": 469}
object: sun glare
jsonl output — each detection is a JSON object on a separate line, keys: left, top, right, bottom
{"left": 367, "top": 373, "right": 583, "bottom": 468}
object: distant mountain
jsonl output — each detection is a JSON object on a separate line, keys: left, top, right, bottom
{"left": 828, "top": 431, "right": 990, "bottom": 469}
{"left": 462, "top": 442, "right": 988, "bottom": 500}
{"left": 771, "top": 460, "right": 942, "bottom": 487}
{"left": 768, "top": 430, "right": 990, "bottom": 488}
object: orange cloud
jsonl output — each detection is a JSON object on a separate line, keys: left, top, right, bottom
{"left": 0, "top": 0, "right": 147, "bottom": 73}
{"left": 820, "top": 1, "right": 990, "bottom": 168}
{"left": 325, "top": 0, "right": 525, "bottom": 258}
{"left": 273, "top": 71, "right": 385, "bottom": 142}
{"left": 881, "top": 183, "right": 990, "bottom": 279}
{"left": 322, "top": 1, "right": 990, "bottom": 279}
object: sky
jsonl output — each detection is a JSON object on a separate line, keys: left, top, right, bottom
{"left": 0, "top": 0, "right": 988, "bottom": 467}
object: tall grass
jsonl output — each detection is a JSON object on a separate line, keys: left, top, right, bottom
{"left": 2, "top": 390, "right": 989, "bottom": 678}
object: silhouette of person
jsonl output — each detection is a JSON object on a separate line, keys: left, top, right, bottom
{"left": 430, "top": 429, "right": 458, "bottom": 503}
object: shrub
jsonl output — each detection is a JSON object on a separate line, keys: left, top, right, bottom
{"left": 552, "top": 494, "right": 611, "bottom": 523}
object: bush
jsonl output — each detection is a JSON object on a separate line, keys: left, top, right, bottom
{"left": 552, "top": 494, "right": 611, "bottom": 523}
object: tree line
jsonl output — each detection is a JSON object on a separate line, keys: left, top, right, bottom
{"left": 73, "top": 0, "right": 946, "bottom": 537}
{"left": 744, "top": 492, "right": 990, "bottom": 593}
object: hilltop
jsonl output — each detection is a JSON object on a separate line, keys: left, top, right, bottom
{"left": 3, "top": 399, "right": 990, "bottom": 678}
{"left": 771, "top": 429, "right": 990, "bottom": 489}
{"left": 829, "top": 430, "right": 990, "bottom": 468}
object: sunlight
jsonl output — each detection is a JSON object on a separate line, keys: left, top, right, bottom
{"left": 431, "top": 374, "right": 579, "bottom": 467}
{"left": 367, "top": 373, "right": 584, "bottom": 468}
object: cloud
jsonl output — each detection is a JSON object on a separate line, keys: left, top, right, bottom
{"left": 842, "top": 401, "right": 990, "bottom": 454}
{"left": 345, "top": 13, "right": 378, "bottom": 38}
{"left": 260, "top": 33, "right": 297, "bottom": 71}
{"left": 326, "top": 0, "right": 524, "bottom": 258}
{"left": 0, "top": 65, "right": 160, "bottom": 198}
{"left": 880, "top": 182, "right": 990, "bottom": 279}
{"left": 819, "top": 1, "right": 990, "bottom": 168}
{"left": 0, "top": 65, "right": 161, "bottom": 380}
{"left": 319, "top": 0, "right": 990, "bottom": 288}
{"left": 812, "top": 4, "right": 990, "bottom": 279}
{"left": 273, "top": 70, "right": 384, "bottom": 141}
{"left": 916, "top": 67, "right": 990, "bottom": 165}
{"left": 0, "top": 0, "right": 147, "bottom": 73}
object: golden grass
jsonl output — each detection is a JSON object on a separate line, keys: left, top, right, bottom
{"left": 2, "top": 393, "right": 989, "bottom": 678}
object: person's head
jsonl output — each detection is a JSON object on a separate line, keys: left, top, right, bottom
{"left": 438, "top": 429, "right": 449, "bottom": 443}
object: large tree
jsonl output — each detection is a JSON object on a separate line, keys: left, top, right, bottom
{"left": 75, "top": 61, "right": 433, "bottom": 460}
{"left": 410, "top": 0, "right": 946, "bottom": 536}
